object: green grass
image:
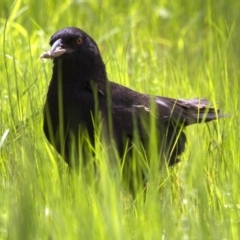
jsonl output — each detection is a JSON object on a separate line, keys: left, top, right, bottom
{"left": 1, "top": 0, "right": 239, "bottom": 239}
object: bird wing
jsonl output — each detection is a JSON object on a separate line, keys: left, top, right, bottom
{"left": 109, "top": 81, "right": 221, "bottom": 134}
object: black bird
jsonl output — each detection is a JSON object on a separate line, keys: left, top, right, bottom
{"left": 41, "top": 27, "right": 223, "bottom": 188}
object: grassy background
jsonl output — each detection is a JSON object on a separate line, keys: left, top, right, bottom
{"left": 0, "top": 0, "right": 239, "bottom": 239}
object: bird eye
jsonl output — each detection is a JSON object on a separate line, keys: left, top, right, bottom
{"left": 76, "top": 38, "right": 83, "bottom": 45}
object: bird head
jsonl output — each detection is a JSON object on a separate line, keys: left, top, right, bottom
{"left": 41, "top": 27, "right": 107, "bottom": 83}
{"left": 41, "top": 27, "right": 100, "bottom": 60}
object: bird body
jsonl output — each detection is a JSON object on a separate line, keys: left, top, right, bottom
{"left": 41, "top": 27, "right": 223, "bottom": 174}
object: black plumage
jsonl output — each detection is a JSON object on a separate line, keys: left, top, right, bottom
{"left": 41, "top": 27, "right": 223, "bottom": 178}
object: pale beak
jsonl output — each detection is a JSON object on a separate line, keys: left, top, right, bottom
{"left": 40, "top": 39, "right": 74, "bottom": 59}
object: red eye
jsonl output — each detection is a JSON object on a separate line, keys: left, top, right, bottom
{"left": 76, "top": 38, "right": 83, "bottom": 45}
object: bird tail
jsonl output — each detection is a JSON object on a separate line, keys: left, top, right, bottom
{"left": 175, "top": 98, "right": 226, "bottom": 126}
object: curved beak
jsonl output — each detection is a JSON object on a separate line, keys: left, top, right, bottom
{"left": 41, "top": 39, "right": 74, "bottom": 59}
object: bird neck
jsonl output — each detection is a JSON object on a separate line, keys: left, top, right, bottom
{"left": 51, "top": 55, "right": 108, "bottom": 90}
